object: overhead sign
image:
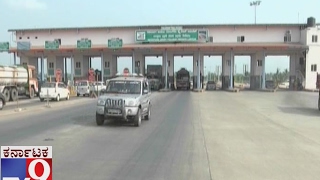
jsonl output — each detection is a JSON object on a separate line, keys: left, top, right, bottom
{"left": 17, "top": 42, "right": 31, "bottom": 50}
{"left": 77, "top": 39, "right": 92, "bottom": 49}
{"left": 108, "top": 38, "right": 123, "bottom": 49}
{"left": 0, "top": 42, "right": 9, "bottom": 52}
{"left": 45, "top": 41, "right": 60, "bottom": 50}
{"left": 135, "top": 30, "right": 208, "bottom": 43}
{"left": 161, "top": 26, "right": 183, "bottom": 30}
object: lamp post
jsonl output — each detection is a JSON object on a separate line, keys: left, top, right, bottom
{"left": 250, "top": 1, "right": 261, "bottom": 24}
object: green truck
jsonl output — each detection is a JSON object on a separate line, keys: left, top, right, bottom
{"left": 146, "top": 65, "right": 163, "bottom": 91}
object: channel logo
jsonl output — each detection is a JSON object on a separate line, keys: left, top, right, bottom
{"left": 1, "top": 146, "right": 52, "bottom": 180}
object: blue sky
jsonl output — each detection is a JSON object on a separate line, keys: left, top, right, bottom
{"left": 0, "top": 0, "right": 319, "bottom": 74}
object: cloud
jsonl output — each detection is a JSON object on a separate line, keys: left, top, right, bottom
{"left": 2, "top": 0, "right": 47, "bottom": 10}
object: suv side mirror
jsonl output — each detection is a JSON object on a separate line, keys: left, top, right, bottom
{"left": 143, "top": 89, "right": 148, "bottom": 94}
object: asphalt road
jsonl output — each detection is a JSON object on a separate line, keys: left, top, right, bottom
{"left": 0, "top": 91, "right": 320, "bottom": 180}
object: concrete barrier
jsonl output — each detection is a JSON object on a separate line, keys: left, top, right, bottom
{"left": 193, "top": 89, "right": 203, "bottom": 93}
{"left": 225, "top": 88, "right": 240, "bottom": 93}
{"left": 159, "top": 89, "right": 171, "bottom": 92}
{"left": 258, "top": 88, "right": 277, "bottom": 93}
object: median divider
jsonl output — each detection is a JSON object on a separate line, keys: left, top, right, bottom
{"left": 1, "top": 98, "right": 96, "bottom": 116}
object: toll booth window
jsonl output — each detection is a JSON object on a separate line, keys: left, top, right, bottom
{"left": 311, "top": 64, "right": 317, "bottom": 72}
{"left": 76, "top": 62, "right": 81, "bottom": 68}
{"left": 312, "top": 35, "right": 318, "bottom": 43}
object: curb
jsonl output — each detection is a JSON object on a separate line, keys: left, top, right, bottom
{"left": 193, "top": 89, "right": 203, "bottom": 93}
{"left": 225, "top": 88, "right": 240, "bottom": 93}
{"left": 258, "top": 89, "right": 277, "bottom": 93}
{"left": 1, "top": 99, "right": 95, "bottom": 116}
{"left": 159, "top": 89, "right": 171, "bottom": 92}
{"left": 304, "top": 89, "right": 319, "bottom": 92}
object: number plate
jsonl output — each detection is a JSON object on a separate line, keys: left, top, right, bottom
{"left": 108, "top": 109, "right": 120, "bottom": 113}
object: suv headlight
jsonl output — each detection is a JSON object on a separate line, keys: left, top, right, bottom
{"left": 97, "top": 99, "right": 105, "bottom": 106}
{"left": 127, "top": 100, "right": 137, "bottom": 107}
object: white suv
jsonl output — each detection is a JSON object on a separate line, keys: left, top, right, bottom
{"left": 95, "top": 75, "right": 151, "bottom": 127}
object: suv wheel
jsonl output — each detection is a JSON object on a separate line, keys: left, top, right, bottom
{"left": 96, "top": 113, "right": 105, "bottom": 126}
{"left": 0, "top": 99, "right": 4, "bottom": 110}
{"left": 145, "top": 106, "right": 151, "bottom": 120}
{"left": 134, "top": 109, "right": 142, "bottom": 127}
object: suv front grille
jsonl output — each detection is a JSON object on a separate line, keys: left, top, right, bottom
{"left": 105, "top": 99, "right": 123, "bottom": 107}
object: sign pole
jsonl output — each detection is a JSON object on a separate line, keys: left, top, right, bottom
{"left": 165, "top": 49, "right": 168, "bottom": 89}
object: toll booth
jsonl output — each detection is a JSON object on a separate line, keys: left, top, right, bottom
{"left": 250, "top": 75, "right": 261, "bottom": 90}
{"left": 222, "top": 76, "right": 235, "bottom": 89}
{"left": 193, "top": 75, "right": 204, "bottom": 89}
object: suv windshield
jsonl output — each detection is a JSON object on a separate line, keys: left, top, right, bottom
{"left": 106, "top": 80, "right": 141, "bottom": 94}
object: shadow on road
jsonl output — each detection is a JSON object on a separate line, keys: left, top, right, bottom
{"left": 278, "top": 106, "right": 320, "bottom": 117}
{"left": 72, "top": 115, "right": 138, "bottom": 128}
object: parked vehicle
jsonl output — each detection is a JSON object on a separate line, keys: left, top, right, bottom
{"left": 175, "top": 68, "right": 190, "bottom": 90}
{"left": 0, "top": 92, "right": 6, "bottom": 110}
{"left": 0, "top": 65, "right": 39, "bottom": 102}
{"left": 76, "top": 80, "right": 91, "bottom": 96}
{"left": 39, "top": 82, "right": 70, "bottom": 102}
{"left": 146, "top": 65, "right": 163, "bottom": 91}
{"left": 206, "top": 81, "right": 217, "bottom": 90}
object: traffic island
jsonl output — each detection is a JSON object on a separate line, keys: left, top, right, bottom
{"left": 304, "top": 89, "right": 319, "bottom": 92}
{"left": 193, "top": 89, "right": 203, "bottom": 93}
{"left": 159, "top": 88, "right": 171, "bottom": 92}
{"left": 225, "top": 88, "right": 240, "bottom": 93}
{"left": 259, "top": 88, "right": 277, "bottom": 93}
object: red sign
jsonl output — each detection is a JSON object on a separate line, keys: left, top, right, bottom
{"left": 88, "top": 68, "right": 95, "bottom": 82}
{"left": 55, "top": 68, "right": 62, "bottom": 82}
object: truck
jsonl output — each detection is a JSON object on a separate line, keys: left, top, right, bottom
{"left": 175, "top": 68, "right": 190, "bottom": 90}
{"left": 0, "top": 65, "right": 39, "bottom": 102}
{"left": 146, "top": 65, "right": 163, "bottom": 91}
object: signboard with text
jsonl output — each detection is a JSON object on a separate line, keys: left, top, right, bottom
{"left": 45, "top": 41, "right": 60, "bottom": 50}
{"left": 135, "top": 29, "right": 208, "bottom": 43}
{"left": 0, "top": 42, "right": 9, "bottom": 52}
{"left": 77, "top": 39, "right": 92, "bottom": 49}
{"left": 108, "top": 38, "right": 123, "bottom": 49}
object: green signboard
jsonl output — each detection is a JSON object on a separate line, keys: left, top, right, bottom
{"left": 108, "top": 38, "right": 123, "bottom": 49}
{"left": 135, "top": 30, "right": 208, "bottom": 43}
{"left": 45, "top": 41, "right": 59, "bottom": 50}
{"left": 77, "top": 39, "right": 91, "bottom": 49}
{"left": 0, "top": 42, "right": 9, "bottom": 52}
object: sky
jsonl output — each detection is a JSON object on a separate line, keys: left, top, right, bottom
{"left": 0, "top": 0, "right": 319, "bottom": 74}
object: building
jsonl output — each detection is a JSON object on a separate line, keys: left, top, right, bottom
{"left": 4, "top": 17, "right": 319, "bottom": 90}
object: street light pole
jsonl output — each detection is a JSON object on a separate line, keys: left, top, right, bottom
{"left": 250, "top": 1, "right": 261, "bottom": 24}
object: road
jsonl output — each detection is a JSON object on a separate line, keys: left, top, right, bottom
{"left": 0, "top": 91, "right": 320, "bottom": 180}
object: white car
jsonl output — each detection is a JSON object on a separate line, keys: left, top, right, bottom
{"left": 39, "top": 82, "right": 70, "bottom": 102}
{"left": 77, "top": 80, "right": 90, "bottom": 97}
